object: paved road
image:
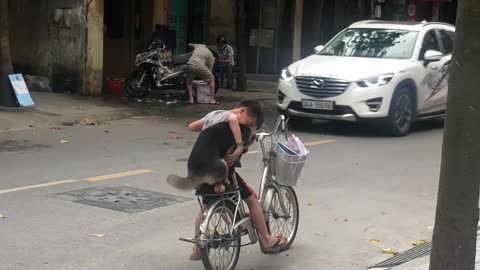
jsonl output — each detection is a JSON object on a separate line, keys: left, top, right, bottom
{"left": 0, "top": 112, "right": 445, "bottom": 270}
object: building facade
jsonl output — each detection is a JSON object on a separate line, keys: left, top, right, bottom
{"left": 7, "top": 0, "right": 457, "bottom": 96}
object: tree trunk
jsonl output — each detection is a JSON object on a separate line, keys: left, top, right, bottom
{"left": 429, "top": 1, "right": 480, "bottom": 269}
{"left": 0, "top": 0, "right": 16, "bottom": 106}
{"left": 235, "top": 0, "right": 248, "bottom": 92}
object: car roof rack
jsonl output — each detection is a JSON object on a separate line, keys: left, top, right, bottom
{"left": 350, "top": 20, "right": 454, "bottom": 28}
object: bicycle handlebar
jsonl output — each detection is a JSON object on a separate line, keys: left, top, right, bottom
{"left": 256, "top": 115, "right": 288, "bottom": 141}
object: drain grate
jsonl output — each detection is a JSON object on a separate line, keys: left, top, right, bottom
{"left": 369, "top": 242, "right": 432, "bottom": 269}
{"left": 50, "top": 185, "right": 191, "bottom": 213}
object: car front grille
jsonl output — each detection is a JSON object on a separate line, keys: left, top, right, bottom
{"left": 295, "top": 76, "right": 350, "bottom": 98}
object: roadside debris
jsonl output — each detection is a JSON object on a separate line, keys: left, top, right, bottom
{"left": 363, "top": 225, "right": 376, "bottom": 232}
{"left": 168, "top": 131, "right": 183, "bottom": 140}
{"left": 24, "top": 75, "right": 52, "bottom": 92}
{"left": 307, "top": 202, "right": 313, "bottom": 206}
{"left": 79, "top": 118, "right": 99, "bottom": 126}
{"left": 62, "top": 122, "right": 75, "bottom": 126}
{"left": 0, "top": 213, "right": 5, "bottom": 219}
{"left": 166, "top": 100, "right": 178, "bottom": 105}
{"left": 411, "top": 240, "right": 427, "bottom": 246}
{"left": 92, "top": 234, "right": 107, "bottom": 238}
{"left": 369, "top": 239, "right": 380, "bottom": 244}
{"left": 60, "top": 140, "right": 69, "bottom": 144}
{"left": 381, "top": 248, "right": 398, "bottom": 255}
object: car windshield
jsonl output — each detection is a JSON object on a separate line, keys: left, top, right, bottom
{"left": 319, "top": 28, "right": 419, "bottom": 59}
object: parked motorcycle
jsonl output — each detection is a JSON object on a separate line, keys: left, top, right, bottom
{"left": 124, "top": 40, "right": 220, "bottom": 99}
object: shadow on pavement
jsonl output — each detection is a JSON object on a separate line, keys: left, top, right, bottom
{"left": 287, "top": 118, "right": 444, "bottom": 138}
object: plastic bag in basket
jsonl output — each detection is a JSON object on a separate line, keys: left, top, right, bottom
{"left": 286, "top": 134, "right": 308, "bottom": 156}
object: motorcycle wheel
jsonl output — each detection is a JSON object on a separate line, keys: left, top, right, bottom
{"left": 125, "top": 70, "right": 151, "bottom": 98}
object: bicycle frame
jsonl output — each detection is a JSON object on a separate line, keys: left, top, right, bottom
{"left": 194, "top": 115, "right": 291, "bottom": 249}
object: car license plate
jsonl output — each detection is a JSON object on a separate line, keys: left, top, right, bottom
{"left": 302, "top": 100, "right": 334, "bottom": 111}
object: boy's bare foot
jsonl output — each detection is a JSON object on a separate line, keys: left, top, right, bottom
{"left": 261, "top": 235, "right": 287, "bottom": 253}
{"left": 189, "top": 245, "right": 201, "bottom": 261}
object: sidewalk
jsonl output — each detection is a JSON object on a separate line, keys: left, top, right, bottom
{"left": 0, "top": 85, "right": 277, "bottom": 133}
{"left": 379, "top": 226, "right": 480, "bottom": 270}
{"left": 0, "top": 92, "right": 139, "bottom": 133}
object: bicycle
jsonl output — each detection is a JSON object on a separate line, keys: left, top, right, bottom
{"left": 179, "top": 115, "right": 307, "bottom": 270}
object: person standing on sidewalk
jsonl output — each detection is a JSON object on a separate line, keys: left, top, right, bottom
{"left": 185, "top": 43, "right": 219, "bottom": 105}
{"left": 216, "top": 35, "right": 235, "bottom": 89}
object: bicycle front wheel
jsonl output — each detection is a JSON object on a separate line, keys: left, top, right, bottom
{"left": 200, "top": 200, "right": 241, "bottom": 270}
{"left": 265, "top": 186, "right": 299, "bottom": 251}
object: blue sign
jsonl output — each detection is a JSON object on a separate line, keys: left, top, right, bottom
{"left": 9, "top": 74, "right": 34, "bottom": 107}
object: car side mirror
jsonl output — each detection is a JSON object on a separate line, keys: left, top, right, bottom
{"left": 314, "top": 45, "right": 324, "bottom": 54}
{"left": 424, "top": 50, "right": 443, "bottom": 62}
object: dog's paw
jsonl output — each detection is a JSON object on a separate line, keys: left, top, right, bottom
{"left": 214, "top": 184, "right": 225, "bottom": 193}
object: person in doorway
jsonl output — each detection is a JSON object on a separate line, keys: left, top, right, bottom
{"left": 216, "top": 35, "right": 235, "bottom": 89}
{"left": 186, "top": 43, "right": 218, "bottom": 105}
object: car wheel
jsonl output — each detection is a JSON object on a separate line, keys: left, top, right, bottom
{"left": 385, "top": 88, "right": 415, "bottom": 136}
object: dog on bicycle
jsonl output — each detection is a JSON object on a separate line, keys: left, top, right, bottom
{"left": 167, "top": 122, "right": 254, "bottom": 192}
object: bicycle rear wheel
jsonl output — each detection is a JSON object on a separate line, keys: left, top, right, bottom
{"left": 200, "top": 201, "right": 241, "bottom": 270}
{"left": 265, "top": 186, "right": 299, "bottom": 251}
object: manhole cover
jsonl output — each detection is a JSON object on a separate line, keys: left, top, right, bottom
{"left": 50, "top": 186, "right": 191, "bottom": 213}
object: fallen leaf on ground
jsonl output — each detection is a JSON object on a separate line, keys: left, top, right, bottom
{"left": 93, "top": 234, "right": 106, "bottom": 238}
{"left": 307, "top": 202, "right": 313, "bottom": 206}
{"left": 381, "top": 248, "right": 398, "bottom": 255}
{"left": 411, "top": 240, "right": 427, "bottom": 246}
{"left": 60, "top": 140, "right": 69, "bottom": 143}
{"left": 0, "top": 214, "right": 5, "bottom": 219}
{"left": 79, "top": 118, "right": 99, "bottom": 126}
{"left": 369, "top": 239, "right": 380, "bottom": 244}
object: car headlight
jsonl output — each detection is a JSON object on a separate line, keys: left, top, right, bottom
{"left": 356, "top": 74, "right": 394, "bottom": 88}
{"left": 281, "top": 68, "right": 294, "bottom": 81}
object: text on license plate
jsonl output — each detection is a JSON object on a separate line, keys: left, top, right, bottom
{"left": 302, "top": 100, "right": 334, "bottom": 110}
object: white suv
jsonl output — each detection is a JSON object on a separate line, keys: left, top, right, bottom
{"left": 278, "top": 21, "right": 455, "bottom": 136}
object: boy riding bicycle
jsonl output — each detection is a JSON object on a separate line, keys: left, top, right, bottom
{"left": 187, "top": 100, "right": 287, "bottom": 260}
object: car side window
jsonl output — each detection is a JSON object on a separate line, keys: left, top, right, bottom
{"left": 438, "top": 30, "right": 454, "bottom": 55}
{"left": 419, "top": 30, "right": 441, "bottom": 60}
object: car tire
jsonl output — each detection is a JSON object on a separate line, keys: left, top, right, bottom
{"left": 384, "top": 87, "right": 416, "bottom": 137}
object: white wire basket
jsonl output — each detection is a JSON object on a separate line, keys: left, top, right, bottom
{"left": 272, "top": 142, "right": 308, "bottom": 186}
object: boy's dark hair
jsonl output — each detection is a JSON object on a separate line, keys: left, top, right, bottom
{"left": 239, "top": 100, "right": 264, "bottom": 129}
